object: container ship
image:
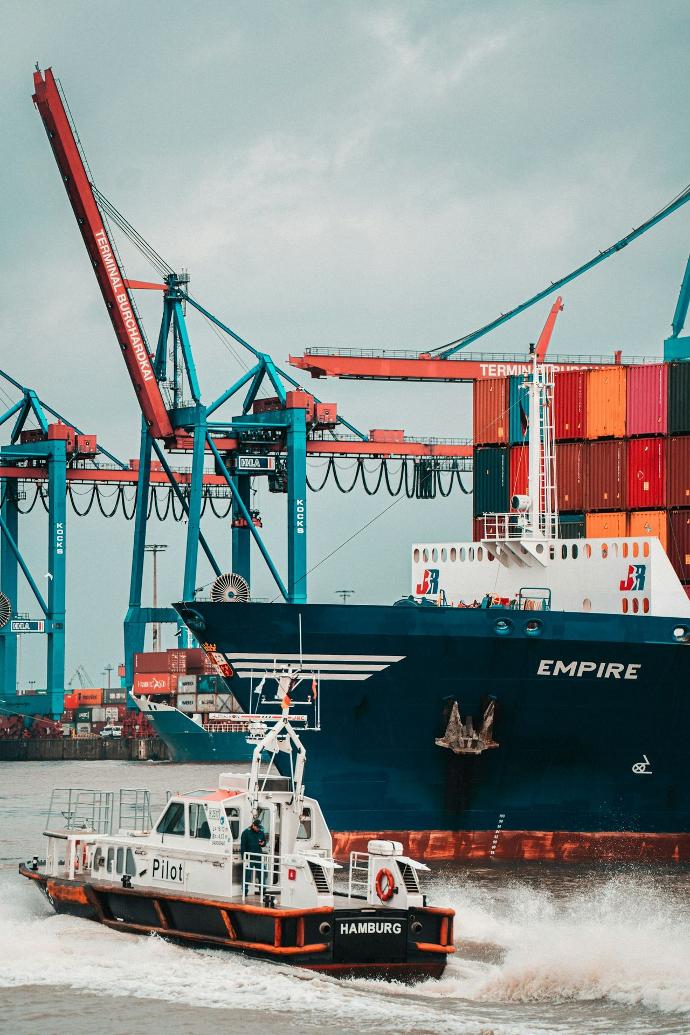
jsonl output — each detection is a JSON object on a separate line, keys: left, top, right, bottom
{"left": 141, "top": 352, "right": 690, "bottom": 862}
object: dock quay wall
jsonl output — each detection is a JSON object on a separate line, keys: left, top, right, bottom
{"left": 0, "top": 737, "right": 169, "bottom": 762}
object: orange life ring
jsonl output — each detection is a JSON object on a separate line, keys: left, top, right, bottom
{"left": 375, "top": 867, "right": 395, "bottom": 902}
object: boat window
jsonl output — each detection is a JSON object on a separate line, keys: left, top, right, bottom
{"left": 189, "top": 802, "right": 211, "bottom": 839}
{"left": 422, "top": 548, "right": 429, "bottom": 562}
{"left": 476, "top": 547, "right": 484, "bottom": 560}
{"left": 643, "top": 598, "right": 650, "bottom": 614}
{"left": 643, "top": 542, "right": 650, "bottom": 557}
{"left": 459, "top": 547, "right": 465, "bottom": 562}
{"left": 572, "top": 545, "right": 578, "bottom": 559}
{"left": 125, "top": 848, "right": 136, "bottom": 876}
{"left": 413, "top": 548, "right": 420, "bottom": 562}
{"left": 107, "top": 847, "right": 115, "bottom": 873}
{"left": 297, "top": 808, "right": 312, "bottom": 840}
{"left": 92, "top": 846, "right": 104, "bottom": 870}
{"left": 561, "top": 544, "right": 568, "bottom": 560}
{"left": 156, "top": 801, "right": 186, "bottom": 836}
{"left": 632, "top": 598, "right": 639, "bottom": 614}
{"left": 431, "top": 548, "right": 438, "bottom": 562}
{"left": 225, "top": 807, "right": 240, "bottom": 839}
{"left": 622, "top": 598, "right": 629, "bottom": 614}
{"left": 632, "top": 542, "right": 639, "bottom": 558}
{"left": 441, "top": 548, "right": 447, "bottom": 562}
{"left": 583, "top": 598, "right": 592, "bottom": 611}
{"left": 469, "top": 547, "right": 475, "bottom": 561}
{"left": 622, "top": 542, "right": 628, "bottom": 557}
{"left": 585, "top": 543, "right": 592, "bottom": 559}
{"left": 601, "top": 543, "right": 608, "bottom": 559}
{"left": 116, "top": 847, "right": 124, "bottom": 874}
{"left": 450, "top": 547, "right": 457, "bottom": 562}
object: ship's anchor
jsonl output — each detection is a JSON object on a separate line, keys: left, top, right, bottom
{"left": 435, "top": 698, "right": 499, "bottom": 755}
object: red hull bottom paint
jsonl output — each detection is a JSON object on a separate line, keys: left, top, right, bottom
{"left": 332, "top": 830, "right": 690, "bottom": 863}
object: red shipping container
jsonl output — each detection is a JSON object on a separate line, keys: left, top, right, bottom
{"left": 626, "top": 364, "right": 668, "bottom": 437}
{"left": 182, "top": 648, "right": 209, "bottom": 673}
{"left": 627, "top": 437, "right": 666, "bottom": 509}
{"left": 252, "top": 396, "right": 282, "bottom": 414}
{"left": 167, "top": 649, "right": 188, "bottom": 674}
{"left": 685, "top": 585, "right": 690, "bottom": 601}
{"left": 509, "top": 445, "right": 528, "bottom": 498}
{"left": 473, "top": 378, "right": 509, "bottom": 445}
{"left": 556, "top": 441, "right": 585, "bottom": 511}
{"left": 133, "top": 673, "right": 175, "bottom": 695}
{"left": 554, "top": 371, "right": 587, "bottom": 441}
{"left": 668, "top": 510, "right": 690, "bottom": 582}
{"left": 585, "top": 440, "right": 626, "bottom": 511}
{"left": 135, "top": 652, "right": 169, "bottom": 674}
{"left": 667, "top": 436, "right": 690, "bottom": 507}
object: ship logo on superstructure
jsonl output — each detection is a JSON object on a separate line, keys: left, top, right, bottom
{"left": 620, "top": 564, "right": 647, "bottom": 592}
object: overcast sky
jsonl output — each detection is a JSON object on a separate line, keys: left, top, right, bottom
{"left": 1, "top": 1, "right": 689, "bottom": 688}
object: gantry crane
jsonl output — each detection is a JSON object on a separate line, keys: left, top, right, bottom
{"left": 291, "top": 188, "right": 690, "bottom": 382}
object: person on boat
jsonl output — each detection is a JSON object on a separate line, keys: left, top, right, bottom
{"left": 240, "top": 818, "right": 266, "bottom": 895}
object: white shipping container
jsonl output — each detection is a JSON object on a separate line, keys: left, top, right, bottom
{"left": 176, "top": 693, "right": 197, "bottom": 713}
{"left": 76, "top": 722, "right": 91, "bottom": 735}
{"left": 61, "top": 724, "right": 72, "bottom": 737}
{"left": 196, "top": 693, "right": 216, "bottom": 711}
{"left": 177, "top": 674, "right": 198, "bottom": 693}
{"left": 104, "top": 707, "right": 119, "bottom": 722}
{"left": 92, "top": 707, "right": 107, "bottom": 723}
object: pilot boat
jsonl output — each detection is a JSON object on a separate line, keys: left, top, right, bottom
{"left": 19, "top": 700, "right": 454, "bottom": 981}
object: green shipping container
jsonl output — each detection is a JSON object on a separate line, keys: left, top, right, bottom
{"left": 473, "top": 446, "right": 510, "bottom": 516}
{"left": 75, "top": 707, "right": 92, "bottom": 722}
{"left": 559, "top": 512, "right": 586, "bottom": 539}
{"left": 668, "top": 363, "right": 690, "bottom": 435}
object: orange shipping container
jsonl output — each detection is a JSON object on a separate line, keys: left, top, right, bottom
{"left": 628, "top": 510, "right": 668, "bottom": 551}
{"left": 585, "top": 512, "right": 628, "bottom": 538}
{"left": 473, "top": 378, "right": 508, "bottom": 445}
{"left": 73, "top": 688, "right": 103, "bottom": 707}
{"left": 585, "top": 367, "right": 627, "bottom": 439}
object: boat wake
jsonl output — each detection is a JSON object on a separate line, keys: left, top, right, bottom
{"left": 1, "top": 867, "right": 689, "bottom": 1035}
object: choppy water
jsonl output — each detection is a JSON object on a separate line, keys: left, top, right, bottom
{"left": 1, "top": 761, "right": 689, "bottom": 1035}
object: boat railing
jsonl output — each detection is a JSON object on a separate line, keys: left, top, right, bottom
{"left": 347, "top": 851, "right": 370, "bottom": 900}
{"left": 118, "top": 789, "right": 153, "bottom": 833}
{"left": 242, "top": 850, "right": 280, "bottom": 901}
{"left": 46, "top": 788, "right": 114, "bottom": 835}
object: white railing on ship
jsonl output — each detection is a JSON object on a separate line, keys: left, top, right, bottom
{"left": 348, "top": 851, "right": 370, "bottom": 900}
{"left": 203, "top": 721, "right": 252, "bottom": 733}
{"left": 478, "top": 513, "right": 559, "bottom": 541}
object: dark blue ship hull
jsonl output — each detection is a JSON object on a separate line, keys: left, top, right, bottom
{"left": 150, "top": 601, "right": 690, "bottom": 861}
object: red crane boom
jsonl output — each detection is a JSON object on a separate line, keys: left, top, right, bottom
{"left": 32, "top": 68, "right": 173, "bottom": 440}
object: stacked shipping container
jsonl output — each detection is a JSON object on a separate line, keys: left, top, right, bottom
{"left": 472, "top": 362, "right": 690, "bottom": 591}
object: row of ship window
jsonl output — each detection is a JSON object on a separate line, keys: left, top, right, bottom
{"left": 415, "top": 541, "right": 652, "bottom": 564}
